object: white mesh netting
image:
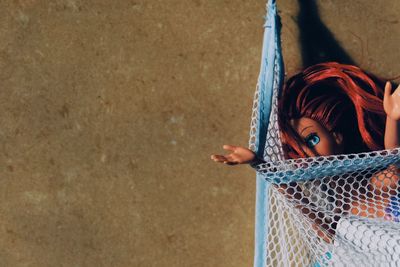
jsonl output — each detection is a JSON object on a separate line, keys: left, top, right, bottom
{"left": 257, "top": 151, "right": 400, "bottom": 266}
{"left": 250, "top": 67, "right": 400, "bottom": 266}
{"left": 248, "top": 50, "right": 400, "bottom": 266}
{"left": 248, "top": 3, "right": 400, "bottom": 266}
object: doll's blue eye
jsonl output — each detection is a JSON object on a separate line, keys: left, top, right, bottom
{"left": 305, "top": 133, "right": 320, "bottom": 148}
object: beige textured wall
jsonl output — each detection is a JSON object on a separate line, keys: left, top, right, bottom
{"left": 0, "top": 0, "right": 399, "bottom": 266}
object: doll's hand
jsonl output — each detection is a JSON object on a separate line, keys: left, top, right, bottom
{"left": 211, "top": 145, "right": 256, "bottom": 165}
{"left": 383, "top": 82, "right": 400, "bottom": 121}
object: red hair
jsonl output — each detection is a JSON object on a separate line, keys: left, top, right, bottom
{"left": 279, "top": 62, "right": 386, "bottom": 159}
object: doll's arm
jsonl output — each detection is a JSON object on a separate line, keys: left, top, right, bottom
{"left": 366, "top": 82, "right": 400, "bottom": 217}
{"left": 383, "top": 82, "right": 400, "bottom": 149}
{"left": 364, "top": 165, "right": 399, "bottom": 220}
{"left": 384, "top": 117, "right": 400, "bottom": 149}
{"left": 211, "top": 145, "right": 263, "bottom": 165}
{"left": 362, "top": 82, "right": 400, "bottom": 219}
{"left": 370, "top": 165, "right": 399, "bottom": 193}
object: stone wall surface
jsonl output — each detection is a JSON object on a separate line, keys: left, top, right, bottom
{"left": 0, "top": 0, "right": 399, "bottom": 266}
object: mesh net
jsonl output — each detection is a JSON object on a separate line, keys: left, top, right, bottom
{"left": 249, "top": 1, "right": 400, "bottom": 266}
{"left": 254, "top": 149, "right": 400, "bottom": 266}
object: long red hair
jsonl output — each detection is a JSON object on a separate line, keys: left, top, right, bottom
{"left": 279, "top": 62, "right": 386, "bottom": 159}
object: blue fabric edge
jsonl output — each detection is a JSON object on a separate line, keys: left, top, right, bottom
{"left": 253, "top": 0, "right": 283, "bottom": 267}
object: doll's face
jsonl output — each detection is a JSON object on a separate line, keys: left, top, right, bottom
{"left": 290, "top": 117, "right": 344, "bottom": 157}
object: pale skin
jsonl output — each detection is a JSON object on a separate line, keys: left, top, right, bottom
{"left": 211, "top": 82, "right": 400, "bottom": 242}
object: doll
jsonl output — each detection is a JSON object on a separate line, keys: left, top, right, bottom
{"left": 211, "top": 62, "right": 400, "bottom": 240}
{"left": 212, "top": 62, "right": 400, "bottom": 162}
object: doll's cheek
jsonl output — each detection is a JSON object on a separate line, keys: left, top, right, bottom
{"left": 300, "top": 146, "right": 317, "bottom": 157}
{"left": 315, "top": 139, "right": 337, "bottom": 156}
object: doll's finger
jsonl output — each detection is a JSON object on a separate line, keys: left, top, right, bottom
{"left": 224, "top": 154, "right": 236, "bottom": 162}
{"left": 383, "top": 82, "right": 392, "bottom": 112}
{"left": 222, "top": 144, "right": 237, "bottom": 152}
{"left": 227, "top": 155, "right": 241, "bottom": 165}
{"left": 224, "top": 154, "right": 239, "bottom": 164}
{"left": 384, "top": 81, "right": 392, "bottom": 99}
{"left": 228, "top": 154, "right": 241, "bottom": 164}
{"left": 213, "top": 155, "right": 227, "bottom": 162}
{"left": 211, "top": 155, "right": 227, "bottom": 162}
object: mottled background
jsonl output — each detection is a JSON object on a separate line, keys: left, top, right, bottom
{"left": 0, "top": 0, "right": 399, "bottom": 266}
